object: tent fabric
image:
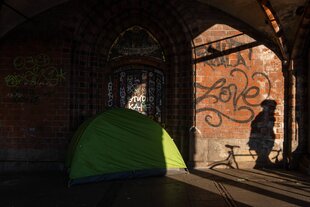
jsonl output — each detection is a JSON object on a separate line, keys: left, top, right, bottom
{"left": 67, "top": 108, "right": 187, "bottom": 184}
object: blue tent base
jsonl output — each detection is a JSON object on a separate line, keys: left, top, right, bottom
{"left": 69, "top": 168, "right": 188, "bottom": 186}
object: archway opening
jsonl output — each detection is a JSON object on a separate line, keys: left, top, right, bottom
{"left": 106, "top": 26, "right": 166, "bottom": 123}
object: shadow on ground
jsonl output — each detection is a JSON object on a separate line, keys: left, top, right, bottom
{"left": 0, "top": 169, "right": 309, "bottom": 207}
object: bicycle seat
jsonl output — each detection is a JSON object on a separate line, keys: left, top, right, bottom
{"left": 225, "top": 144, "right": 240, "bottom": 149}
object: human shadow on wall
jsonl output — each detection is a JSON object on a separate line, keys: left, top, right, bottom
{"left": 248, "top": 99, "right": 277, "bottom": 168}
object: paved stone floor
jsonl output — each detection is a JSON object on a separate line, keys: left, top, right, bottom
{"left": 0, "top": 169, "right": 309, "bottom": 207}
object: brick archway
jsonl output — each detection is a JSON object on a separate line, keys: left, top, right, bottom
{"left": 67, "top": 0, "right": 194, "bottom": 159}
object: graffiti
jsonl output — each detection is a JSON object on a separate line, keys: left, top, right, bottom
{"left": 4, "top": 54, "right": 64, "bottom": 103}
{"left": 119, "top": 72, "right": 126, "bottom": 107}
{"left": 5, "top": 54, "right": 65, "bottom": 87}
{"left": 127, "top": 82, "right": 147, "bottom": 114}
{"left": 5, "top": 67, "right": 65, "bottom": 87}
{"left": 109, "top": 26, "right": 165, "bottom": 61}
{"left": 195, "top": 39, "right": 253, "bottom": 69}
{"left": 13, "top": 54, "right": 50, "bottom": 69}
{"left": 128, "top": 95, "right": 149, "bottom": 113}
{"left": 107, "top": 68, "right": 164, "bottom": 122}
{"left": 129, "top": 95, "right": 147, "bottom": 102}
{"left": 155, "top": 74, "right": 163, "bottom": 121}
{"left": 6, "top": 88, "right": 54, "bottom": 104}
{"left": 7, "top": 88, "right": 39, "bottom": 104}
{"left": 22, "top": 127, "right": 37, "bottom": 138}
{"left": 148, "top": 72, "right": 156, "bottom": 114}
{"left": 117, "top": 45, "right": 160, "bottom": 56}
{"left": 107, "top": 79, "right": 113, "bottom": 107}
{"left": 196, "top": 68, "right": 271, "bottom": 127}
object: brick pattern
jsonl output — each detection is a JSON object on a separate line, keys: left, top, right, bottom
{"left": 65, "top": 0, "right": 194, "bottom": 158}
{"left": 0, "top": 30, "right": 69, "bottom": 150}
{"left": 193, "top": 24, "right": 284, "bottom": 149}
{"left": 0, "top": 0, "right": 194, "bottom": 161}
{"left": 0, "top": 0, "right": 288, "bottom": 167}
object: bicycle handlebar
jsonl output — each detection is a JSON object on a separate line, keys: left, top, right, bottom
{"left": 225, "top": 144, "right": 240, "bottom": 149}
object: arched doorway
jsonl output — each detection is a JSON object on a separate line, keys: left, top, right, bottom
{"left": 106, "top": 26, "right": 166, "bottom": 123}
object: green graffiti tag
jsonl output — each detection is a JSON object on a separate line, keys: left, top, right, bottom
{"left": 7, "top": 88, "right": 40, "bottom": 104}
{"left": 5, "top": 54, "right": 65, "bottom": 87}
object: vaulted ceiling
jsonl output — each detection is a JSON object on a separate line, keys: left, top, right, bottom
{"left": 0, "top": 0, "right": 309, "bottom": 59}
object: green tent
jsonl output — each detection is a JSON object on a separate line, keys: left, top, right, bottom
{"left": 66, "top": 108, "right": 187, "bottom": 185}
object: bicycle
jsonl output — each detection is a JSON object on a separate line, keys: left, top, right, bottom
{"left": 208, "top": 145, "right": 282, "bottom": 169}
{"left": 208, "top": 144, "right": 240, "bottom": 169}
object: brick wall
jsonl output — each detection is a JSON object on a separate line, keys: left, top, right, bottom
{"left": 191, "top": 24, "right": 284, "bottom": 168}
{"left": 0, "top": 0, "right": 194, "bottom": 171}
{"left": 0, "top": 0, "right": 286, "bottom": 171}
{"left": 0, "top": 21, "right": 69, "bottom": 170}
